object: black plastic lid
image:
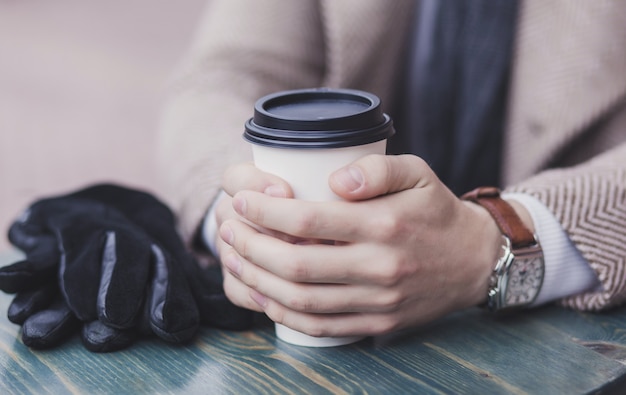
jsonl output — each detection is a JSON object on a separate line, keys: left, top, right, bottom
{"left": 244, "top": 88, "right": 395, "bottom": 148}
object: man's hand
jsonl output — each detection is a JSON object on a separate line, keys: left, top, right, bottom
{"left": 219, "top": 154, "right": 502, "bottom": 338}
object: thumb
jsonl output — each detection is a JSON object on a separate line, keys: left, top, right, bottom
{"left": 329, "top": 154, "right": 432, "bottom": 200}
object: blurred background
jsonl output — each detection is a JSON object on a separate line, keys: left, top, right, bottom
{"left": 0, "top": 0, "right": 207, "bottom": 250}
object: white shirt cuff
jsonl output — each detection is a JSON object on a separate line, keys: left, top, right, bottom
{"left": 502, "top": 193, "right": 600, "bottom": 306}
{"left": 202, "top": 190, "right": 227, "bottom": 258}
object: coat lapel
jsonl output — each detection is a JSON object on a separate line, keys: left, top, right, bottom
{"left": 503, "top": 0, "right": 626, "bottom": 184}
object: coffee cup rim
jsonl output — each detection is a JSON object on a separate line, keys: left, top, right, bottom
{"left": 244, "top": 88, "right": 395, "bottom": 149}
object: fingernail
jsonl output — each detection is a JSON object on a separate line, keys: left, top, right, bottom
{"left": 264, "top": 184, "right": 287, "bottom": 198}
{"left": 250, "top": 289, "right": 268, "bottom": 308}
{"left": 334, "top": 166, "right": 364, "bottom": 192}
{"left": 233, "top": 195, "right": 247, "bottom": 216}
{"left": 223, "top": 254, "right": 242, "bottom": 276}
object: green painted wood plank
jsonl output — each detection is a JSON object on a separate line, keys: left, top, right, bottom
{"left": 1, "top": 250, "right": 626, "bottom": 394}
{"left": 393, "top": 308, "right": 626, "bottom": 394}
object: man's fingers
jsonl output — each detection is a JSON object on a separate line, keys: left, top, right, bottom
{"left": 257, "top": 298, "right": 401, "bottom": 337}
{"left": 329, "top": 154, "right": 432, "bottom": 201}
{"left": 230, "top": 190, "right": 401, "bottom": 242}
{"left": 222, "top": 162, "right": 293, "bottom": 198}
{"left": 222, "top": 262, "right": 265, "bottom": 313}
{"left": 220, "top": 217, "right": 394, "bottom": 285}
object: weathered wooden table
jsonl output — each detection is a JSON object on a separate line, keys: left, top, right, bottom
{"left": 1, "top": 250, "right": 625, "bottom": 394}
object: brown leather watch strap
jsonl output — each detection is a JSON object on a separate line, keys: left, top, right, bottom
{"left": 461, "top": 186, "right": 536, "bottom": 248}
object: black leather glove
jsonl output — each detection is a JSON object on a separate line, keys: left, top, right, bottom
{"left": 0, "top": 184, "right": 253, "bottom": 352}
{"left": 68, "top": 184, "right": 254, "bottom": 331}
{"left": 2, "top": 193, "right": 197, "bottom": 351}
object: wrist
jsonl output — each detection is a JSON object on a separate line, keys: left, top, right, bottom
{"left": 461, "top": 200, "right": 503, "bottom": 308}
{"left": 461, "top": 187, "right": 545, "bottom": 311}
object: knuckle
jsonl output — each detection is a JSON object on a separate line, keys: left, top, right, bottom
{"left": 223, "top": 274, "right": 258, "bottom": 311}
{"left": 264, "top": 305, "right": 327, "bottom": 338}
{"left": 303, "top": 324, "right": 326, "bottom": 338}
{"left": 264, "top": 305, "right": 286, "bottom": 326}
{"left": 230, "top": 224, "right": 256, "bottom": 261}
{"left": 240, "top": 237, "right": 253, "bottom": 261}
{"left": 286, "top": 292, "right": 316, "bottom": 313}
{"left": 242, "top": 270, "right": 259, "bottom": 290}
{"left": 374, "top": 256, "right": 407, "bottom": 287}
{"left": 369, "top": 211, "right": 403, "bottom": 241}
{"left": 363, "top": 153, "right": 388, "bottom": 170}
{"left": 245, "top": 202, "right": 264, "bottom": 226}
{"left": 407, "top": 154, "right": 429, "bottom": 169}
{"left": 360, "top": 154, "right": 391, "bottom": 189}
{"left": 228, "top": 255, "right": 259, "bottom": 290}
{"left": 285, "top": 255, "right": 310, "bottom": 282}
{"left": 371, "top": 315, "right": 402, "bottom": 335}
{"left": 375, "top": 289, "right": 405, "bottom": 311}
{"left": 291, "top": 208, "right": 318, "bottom": 236}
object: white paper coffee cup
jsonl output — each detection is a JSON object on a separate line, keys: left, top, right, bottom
{"left": 244, "top": 88, "right": 395, "bottom": 347}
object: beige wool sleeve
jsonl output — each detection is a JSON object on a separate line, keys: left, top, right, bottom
{"left": 155, "top": 0, "right": 326, "bottom": 246}
{"left": 506, "top": 142, "right": 626, "bottom": 311}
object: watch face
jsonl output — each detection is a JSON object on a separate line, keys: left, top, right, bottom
{"left": 505, "top": 257, "right": 544, "bottom": 306}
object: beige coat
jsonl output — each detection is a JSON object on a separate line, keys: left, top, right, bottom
{"left": 157, "top": 0, "right": 626, "bottom": 311}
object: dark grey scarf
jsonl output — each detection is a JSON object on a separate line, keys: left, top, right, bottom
{"left": 389, "top": 0, "right": 519, "bottom": 195}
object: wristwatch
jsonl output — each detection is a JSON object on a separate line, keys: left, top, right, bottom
{"left": 461, "top": 187, "right": 545, "bottom": 311}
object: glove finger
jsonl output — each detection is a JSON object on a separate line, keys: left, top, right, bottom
{"left": 56, "top": 227, "right": 107, "bottom": 322}
{"left": 0, "top": 259, "right": 57, "bottom": 294}
{"left": 58, "top": 226, "right": 151, "bottom": 326}
{"left": 8, "top": 283, "right": 57, "bottom": 324}
{"left": 185, "top": 259, "right": 254, "bottom": 330}
{"left": 8, "top": 214, "right": 59, "bottom": 259}
{"left": 81, "top": 320, "right": 137, "bottom": 353}
{"left": 147, "top": 245, "right": 198, "bottom": 343}
{"left": 21, "top": 299, "right": 79, "bottom": 349}
{"left": 97, "top": 231, "right": 151, "bottom": 329}
{"left": 7, "top": 210, "right": 44, "bottom": 249}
